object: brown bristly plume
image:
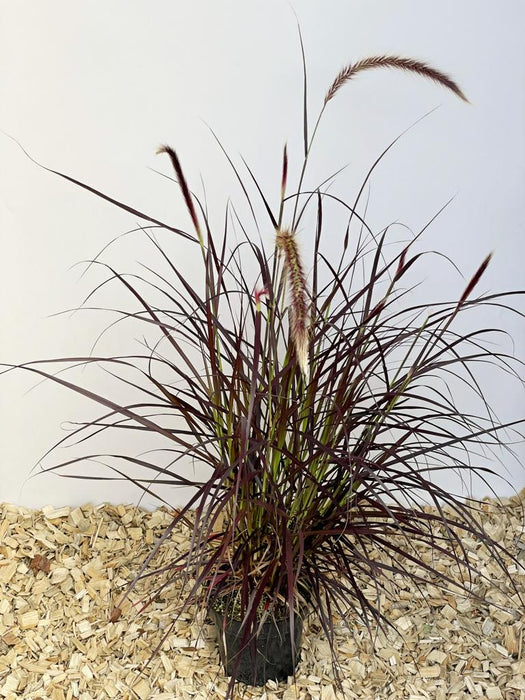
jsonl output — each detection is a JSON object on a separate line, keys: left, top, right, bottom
{"left": 278, "top": 144, "right": 288, "bottom": 227}
{"left": 324, "top": 55, "right": 468, "bottom": 105}
{"left": 456, "top": 252, "right": 493, "bottom": 309}
{"left": 281, "top": 143, "right": 288, "bottom": 200}
{"left": 157, "top": 145, "right": 203, "bottom": 244}
{"left": 276, "top": 228, "right": 310, "bottom": 377}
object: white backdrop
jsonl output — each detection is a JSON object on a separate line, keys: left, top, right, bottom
{"left": 1, "top": 1, "right": 524, "bottom": 509}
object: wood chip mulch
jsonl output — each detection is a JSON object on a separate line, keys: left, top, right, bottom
{"left": 0, "top": 492, "right": 524, "bottom": 699}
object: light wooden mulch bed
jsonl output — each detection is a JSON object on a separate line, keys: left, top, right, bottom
{"left": 0, "top": 493, "right": 524, "bottom": 700}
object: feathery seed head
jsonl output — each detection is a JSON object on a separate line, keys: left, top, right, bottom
{"left": 156, "top": 144, "right": 203, "bottom": 245}
{"left": 275, "top": 228, "right": 310, "bottom": 377}
{"left": 324, "top": 55, "right": 468, "bottom": 106}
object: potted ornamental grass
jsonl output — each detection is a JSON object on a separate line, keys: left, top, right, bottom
{"left": 4, "top": 53, "right": 524, "bottom": 695}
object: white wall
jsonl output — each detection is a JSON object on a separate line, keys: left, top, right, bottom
{"left": 1, "top": 1, "right": 524, "bottom": 509}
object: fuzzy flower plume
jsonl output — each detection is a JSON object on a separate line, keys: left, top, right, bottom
{"left": 275, "top": 228, "right": 310, "bottom": 377}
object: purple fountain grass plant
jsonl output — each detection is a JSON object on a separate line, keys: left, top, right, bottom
{"left": 3, "top": 48, "right": 524, "bottom": 696}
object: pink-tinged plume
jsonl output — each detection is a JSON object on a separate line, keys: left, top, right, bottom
{"left": 254, "top": 287, "right": 269, "bottom": 312}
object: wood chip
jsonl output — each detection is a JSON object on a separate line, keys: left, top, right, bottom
{"left": 426, "top": 649, "right": 447, "bottom": 664}
{"left": 43, "top": 506, "right": 71, "bottom": 520}
{"left": 0, "top": 560, "right": 17, "bottom": 583}
{"left": 132, "top": 678, "right": 151, "bottom": 699}
{"left": 19, "top": 610, "right": 39, "bottom": 629}
{"left": 30, "top": 553, "right": 51, "bottom": 573}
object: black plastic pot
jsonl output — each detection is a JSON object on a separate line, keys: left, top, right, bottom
{"left": 209, "top": 606, "right": 303, "bottom": 686}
